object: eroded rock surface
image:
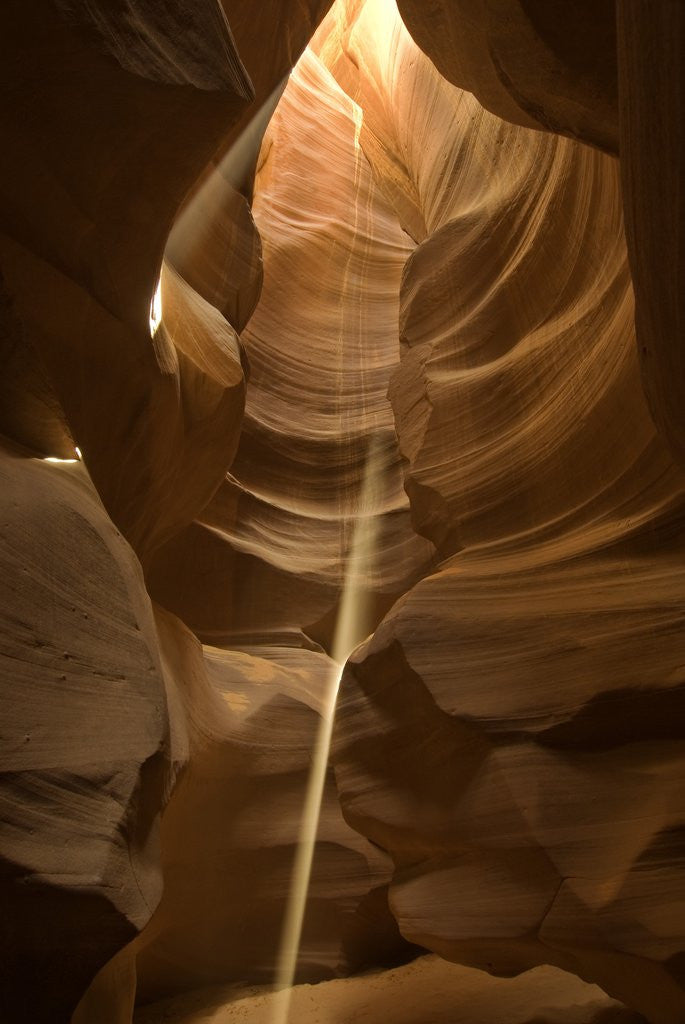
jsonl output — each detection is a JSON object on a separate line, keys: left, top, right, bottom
{"left": 322, "top": 4, "right": 685, "bottom": 1023}
{"left": 148, "top": 38, "right": 435, "bottom": 647}
{"left": 133, "top": 622, "right": 409, "bottom": 1002}
{"left": 1, "top": 0, "right": 684, "bottom": 1022}
{"left": 395, "top": 0, "right": 619, "bottom": 152}
{"left": 0, "top": 0, "right": 253, "bottom": 564}
{"left": 334, "top": 556, "right": 685, "bottom": 1021}
{"left": 617, "top": 1, "right": 685, "bottom": 471}
{"left": 0, "top": 445, "right": 172, "bottom": 1024}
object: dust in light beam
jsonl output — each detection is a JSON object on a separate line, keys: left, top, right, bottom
{"left": 271, "top": 435, "right": 384, "bottom": 1024}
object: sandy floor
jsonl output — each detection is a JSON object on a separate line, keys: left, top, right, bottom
{"left": 134, "top": 954, "right": 645, "bottom": 1024}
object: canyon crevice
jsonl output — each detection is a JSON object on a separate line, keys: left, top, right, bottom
{"left": 1, "top": 2, "right": 683, "bottom": 1023}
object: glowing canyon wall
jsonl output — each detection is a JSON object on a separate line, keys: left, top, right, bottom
{"left": 1, "top": 1, "right": 684, "bottom": 1023}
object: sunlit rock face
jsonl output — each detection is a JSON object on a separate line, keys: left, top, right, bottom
{"left": 131, "top": 618, "right": 409, "bottom": 1003}
{"left": 136, "top": 23, "right": 433, "bottom": 1003}
{"left": 395, "top": 0, "right": 619, "bottom": 153}
{"left": 393, "top": 0, "right": 685, "bottom": 475}
{"left": 314, "top": 0, "right": 682, "bottom": 562}
{"left": 0, "top": 1, "right": 334, "bottom": 1019}
{"left": 148, "top": 38, "right": 435, "bottom": 648}
{"left": 325, "top": 3, "right": 685, "bottom": 1023}
{"left": 1, "top": 0, "right": 684, "bottom": 1022}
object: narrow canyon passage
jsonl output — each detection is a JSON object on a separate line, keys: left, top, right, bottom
{"left": 1, "top": 2, "right": 684, "bottom": 1024}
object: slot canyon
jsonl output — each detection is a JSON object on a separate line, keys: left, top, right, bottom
{"left": 1, "top": 1, "right": 684, "bottom": 1022}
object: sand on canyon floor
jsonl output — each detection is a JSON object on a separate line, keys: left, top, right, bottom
{"left": 134, "top": 954, "right": 645, "bottom": 1024}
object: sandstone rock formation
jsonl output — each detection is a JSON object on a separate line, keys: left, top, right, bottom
{"left": 0, "top": 1, "right": 335, "bottom": 1019}
{"left": 132, "top": 628, "right": 409, "bottom": 1004}
{"left": 147, "top": 39, "right": 436, "bottom": 647}
{"left": 322, "top": 4, "right": 685, "bottom": 1021}
{"left": 394, "top": 0, "right": 619, "bottom": 152}
{"left": 1, "top": 1, "right": 684, "bottom": 1023}
{"left": 616, "top": 1, "right": 685, "bottom": 473}
{"left": 0, "top": 445, "right": 173, "bottom": 1024}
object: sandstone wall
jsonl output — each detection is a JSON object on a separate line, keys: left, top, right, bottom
{"left": 1, "top": 2, "right": 683, "bottom": 1023}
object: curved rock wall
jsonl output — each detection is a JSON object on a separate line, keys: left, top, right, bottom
{"left": 323, "top": 3, "right": 685, "bottom": 1022}
{"left": 133, "top": 624, "right": 407, "bottom": 1002}
{"left": 0, "top": 444, "right": 173, "bottom": 1024}
{"left": 0, "top": 1, "right": 332, "bottom": 1019}
{"left": 148, "top": 37, "right": 435, "bottom": 647}
{"left": 394, "top": 0, "right": 619, "bottom": 152}
{"left": 1, "top": 1, "right": 684, "bottom": 1023}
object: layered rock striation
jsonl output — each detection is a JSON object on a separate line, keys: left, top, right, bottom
{"left": 1, "top": 1, "right": 684, "bottom": 1023}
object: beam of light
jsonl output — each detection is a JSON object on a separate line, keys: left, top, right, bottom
{"left": 167, "top": 76, "right": 287, "bottom": 265}
{"left": 149, "top": 276, "right": 163, "bottom": 337}
{"left": 271, "top": 435, "right": 384, "bottom": 1024}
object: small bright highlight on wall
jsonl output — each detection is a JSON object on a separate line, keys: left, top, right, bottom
{"left": 149, "top": 277, "right": 163, "bottom": 336}
{"left": 43, "top": 447, "right": 82, "bottom": 464}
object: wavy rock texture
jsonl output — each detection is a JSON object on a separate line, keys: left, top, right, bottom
{"left": 2, "top": 0, "right": 684, "bottom": 1022}
{"left": 166, "top": 179, "right": 262, "bottom": 336}
{"left": 335, "top": 560, "right": 685, "bottom": 1020}
{"left": 394, "top": 0, "right": 619, "bottom": 153}
{"left": 324, "top": 4, "right": 685, "bottom": 1023}
{"left": 132, "top": 620, "right": 408, "bottom": 1002}
{"left": 219, "top": 0, "right": 336, "bottom": 178}
{"left": 0, "top": 0, "right": 253, "bottom": 563}
{"left": 393, "top": 0, "right": 685, "bottom": 478}
{"left": 71, "top": 621, "right": 411, "bottom": 1021}
{"left": 326, "top": 0, "right": 683, "bottom": 562}
{"left": 0, "top": 1, "right": 334, "bottom": 1019}
{"left": 148, "top": 39, "right": 435, "bottom": 647}
{"left": 0, "top": 444, "right": 174, "bottom": 1024}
